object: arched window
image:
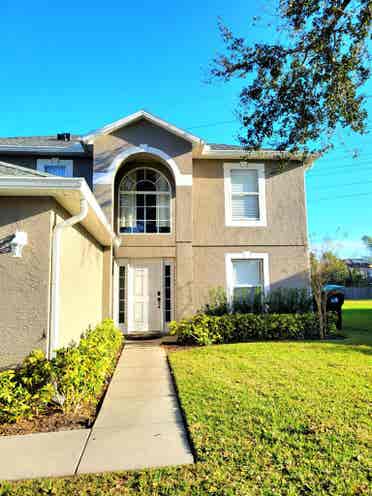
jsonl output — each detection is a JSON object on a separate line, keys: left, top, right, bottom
{"left": 119, "top": 168, "right": 171, "bottom": 233}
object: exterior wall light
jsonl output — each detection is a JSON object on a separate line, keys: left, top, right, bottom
{"left": 11, "top": 231, "right": 28, "bottom": 257}
{"left": 0, "top": 231, "right": 28, "bottom": 258}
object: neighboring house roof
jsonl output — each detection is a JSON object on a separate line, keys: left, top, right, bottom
{"left": 0, "top": 136, "right": 86, "bottom": 154}
{"left": 0, "top": 176, "right": 118, "bottom": 247}
{"left": 81, "top": 110, "right": 202, "bottom": 145}
{"left": 0, "top": 161, "right": 51, "bottom": 177}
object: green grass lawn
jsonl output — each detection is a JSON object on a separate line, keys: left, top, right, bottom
{"left": 1, "top": 301, "right": 371, "bottom": 495}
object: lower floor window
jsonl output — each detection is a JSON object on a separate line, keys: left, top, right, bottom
{"left": 232, "top": 259, "right": 263, "bottom": 303}
{"left": 118, "top": 266, "right": 126, "bottom": 324}
{"left": 164, "top": 264, "right": 172, "bottom": 322}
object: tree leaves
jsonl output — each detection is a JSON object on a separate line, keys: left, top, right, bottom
{"left": 209, "top": 0, "right": 371, "bottom": 153}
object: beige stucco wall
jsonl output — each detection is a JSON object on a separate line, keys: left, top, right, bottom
{"left": 91, "top": 119, "right": 310, "bottom": 324}
{"left": 93, "top": 118, "right": 193, "bottom": 225}
{"left": 58, "top": 211, "right": 104, "bottom": 348}
{"left": 0, "top": 198, "right": 53, "bottom": 369}
{"left": 192, "top": 159, "right": 308, "bottom": 245}
{"left": 193, "top": 245, "right": 310, "bottom": 313}
{"left": 190, "top": 159, "right": 310, "bottom": 313}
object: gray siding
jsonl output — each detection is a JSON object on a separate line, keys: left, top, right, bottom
{"left": 0, "top": 154, "right": 93, "bottom": 188}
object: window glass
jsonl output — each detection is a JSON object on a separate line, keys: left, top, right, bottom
{"left": 231, "top": 170, "right": 258, "bottom": 193}
{"left": 164, "top": 264, "right": 172, "bottom": 322}
{"left": 119, "top": 168, "right": 171, "bottom": 234}
{"left": 233, "top": 260, "right": 262, "bottom": 287}
{"left": 44, "top": 165, "right": 67, "bottom": 177}
{"left": 118, "top": 266, "right": 126, "bottom": 324}
{"left": 232, "top": 195, "right": 259, "bottom": 220}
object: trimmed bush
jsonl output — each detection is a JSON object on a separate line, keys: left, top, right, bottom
{"left": 202, "top": 286, "right": 313, "bottom": 315}
{"left": 0, "top": 319, "right": 123, "bottom": 424}
{"left": 169, "top": 312, "right": 337, "bottom": 346}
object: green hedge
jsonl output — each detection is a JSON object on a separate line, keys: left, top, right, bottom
{"left": 169, "top": 312, "right": 337, "bottom": 346}
{"left": 0, "top": 319, "right": 123, "bottom": 424}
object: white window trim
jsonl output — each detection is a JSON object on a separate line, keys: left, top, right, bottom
{"left": 225, "top": 251, "right": 270, "bottom": 305}
{"left": 223, "top": 162, "right": 267, "bottom": 227}
{"left": 37, "top": 158, "right": 73, "bottom": 177}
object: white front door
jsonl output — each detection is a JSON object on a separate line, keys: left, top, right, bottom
{"left": 130, "top": 260, "right": 162, "bottom": 333}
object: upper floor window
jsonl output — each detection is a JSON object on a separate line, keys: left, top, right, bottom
{"left": 37, "top": 158, "right": 73, "bottom": 177}
{"left": 223, "top": 163, "right": 267, "bottom": 227}
{"left": 119, "top": 168, "right": 171, "bottom": 234}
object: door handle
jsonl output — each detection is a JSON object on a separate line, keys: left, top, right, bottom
{"left": 157, "top": 291, "right": 161, "bottom": 309}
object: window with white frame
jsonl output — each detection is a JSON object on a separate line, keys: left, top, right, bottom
{"left": 232, "top": 259, "right": 263, "bottom": 302}
{"left": 119, "top": 168, "right": 171, "bottom": 234}
{"left": 226, "top": 252, "right": 269, "bottom": 305}
{"left": 224, "top": 163, "right": 266, "bottom": 226}
{"left": 37, "top": 158, "right": 73, "bottom": 177}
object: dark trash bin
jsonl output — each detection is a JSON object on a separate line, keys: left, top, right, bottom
{"left": 323, "top": 285, "right": 345, "bottom": 330}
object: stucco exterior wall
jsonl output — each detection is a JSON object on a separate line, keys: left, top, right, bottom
{"left": 190, "top": 159, "right": 310, "bottom": 313}
{"left": 0, "top": 198, "right": 52, "bottom": 369}
{"left": 192, "top": 245, "right": 310, "bottom": 312}
{"left": 58, "top": 212, "right": 104, "bottom": 348}
{"left": 93, "top": 118, "right": 193, "bottom": 224}
{"left": 192, "top": 159, "right": 308, "bottom": 245}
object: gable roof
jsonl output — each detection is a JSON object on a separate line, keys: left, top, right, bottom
{"left": 81, "top": 110, "right": 203, "bottom": 145}
{"left": 0, "top": 161, "right": 51, "bottom": 177}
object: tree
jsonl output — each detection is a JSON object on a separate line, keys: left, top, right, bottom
{"left": 362, "top": 235, "right": 372, "bottom": 256}
{"left": 321, "top": 251, "right": 349, "bottom": 283}
{"left": 209, "top": 0, "right": 371, "bottom": 154}
{"left": 310, "top": 250, "right": 347, "bottom": 339}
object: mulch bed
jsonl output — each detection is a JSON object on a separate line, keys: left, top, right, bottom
{"left": 0, "top": 409, "right": 94, "bottom": 436}
{"left": 0, "top": 343, "right": 124, "bottom": 437}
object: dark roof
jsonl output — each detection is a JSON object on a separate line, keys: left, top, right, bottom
{"left": 0, "top": 135, "right": 81, "bottom": 148}
{"left": 0, "top": 161, "right": 51, "bottom": 177}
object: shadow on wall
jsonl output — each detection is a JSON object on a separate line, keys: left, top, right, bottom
{"left": 0, "top": 199, "right": 52, "bottom": 229}
{"left": 197, "top": 269, "right": 312, "bottom": 314}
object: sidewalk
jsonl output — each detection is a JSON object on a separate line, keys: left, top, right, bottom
{"left": 0, "top": 343, "right": 193, "bottom": 481}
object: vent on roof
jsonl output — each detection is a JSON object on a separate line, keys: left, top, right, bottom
{"left": 57, "top": 132, "right": 71, "bottom": 142}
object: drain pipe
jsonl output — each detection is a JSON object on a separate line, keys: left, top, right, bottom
{"left": 48, "top": 198, "right": 89, "bottom": 359}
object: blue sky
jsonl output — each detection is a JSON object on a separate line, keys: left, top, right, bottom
{"left": 1, "top": 0, "right": 371, "bottom": 257}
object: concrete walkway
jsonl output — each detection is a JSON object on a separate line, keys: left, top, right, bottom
{"left": 0, "top": 343, "right": 193, "bottom": 480}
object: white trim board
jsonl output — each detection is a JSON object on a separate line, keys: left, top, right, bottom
{"left": 93, "top": 145, "right": 192, "bottom": 187}
{"left": 223, "top": 162, "right": 267, "bottom": 227}
{"left": 225, "top": 251, "right": 270, "bottom": 304}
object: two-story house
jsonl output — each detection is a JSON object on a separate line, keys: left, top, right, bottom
{"left": 0, "top": 111, "right": 314, "bottom": 368}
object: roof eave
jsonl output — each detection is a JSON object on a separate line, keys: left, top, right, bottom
{"left": 0, "top": 177, "right": 117, "bottom": 247}
{"left": 199, "top": 145, "right": 319, "bottom": 166}
{"left": 0, "top": 143, "right": 86, "bottom": 154}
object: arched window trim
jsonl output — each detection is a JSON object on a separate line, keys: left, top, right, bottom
{"left": 118, "top": 166, "right": 172, "bottom": 235}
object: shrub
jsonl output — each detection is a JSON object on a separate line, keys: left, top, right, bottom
{"left": 202, "top": 287, "right": 229, "bottom": 316}
{"left": 54, "top": 319, "right": 123, "bottom": 413}
{"left": 203, "top": 286, "right": 313, "bottom": 315}
{"left": 0, "top": 319, "right": 123, "bottom": 424}
{"left": 265, "top": 288, "right": 313, "bottom": 314}
{"left": 169, "top": 312, "right": 336, "bottom": 346}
